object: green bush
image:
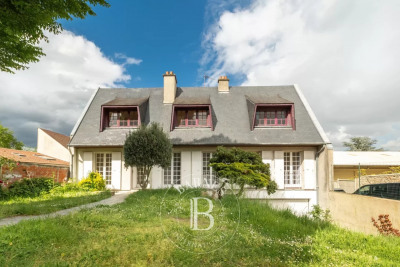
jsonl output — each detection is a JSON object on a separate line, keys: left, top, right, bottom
{"left": 50, "top": 182, "right": 83, "bottom": 194}
{"left": 6, "top": 178, "right": 57, "bottom": 198}
{"left": 78, "top": 172, "right": 106, "bottom": 191}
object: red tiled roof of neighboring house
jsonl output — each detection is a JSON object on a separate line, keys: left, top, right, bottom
{"left": 0, "top": 148, "right": 69, "bottom": 167}
{"left": 39, "top": 128, "right": 70, "bottom": 148}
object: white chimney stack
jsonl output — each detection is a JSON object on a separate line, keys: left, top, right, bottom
{"left": 218, "top": 76, "right": 229, "bottom": 92}
{"left": 163, "top": 71, "right": 177, "bottom": 104}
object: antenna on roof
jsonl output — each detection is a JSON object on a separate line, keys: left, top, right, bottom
{"left": 203, "top": 75, "right": 210, "bottom": 87}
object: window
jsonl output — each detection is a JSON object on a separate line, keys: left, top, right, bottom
{"left": 256, "top": 107, "right": 289, "bottom": 127}
{"left": 202, "top": 153, "right": 217, "bottom": 186}
{"left": 284, "top": 152, "right": 301, "bottom": 187}
{"left": 95, "top": 153, "right": 112, "bottom": 185}
{"left": 163, "top": 153, "right": 181, "bottom": 185}
{"left": 174, "top": 108, "right": 211, "bottom": 127}
{"left": 137, "top": 166, "right": 146, "bottom": 186}
{"left": 108, "top": 109, "right": 138, "bottom": 127}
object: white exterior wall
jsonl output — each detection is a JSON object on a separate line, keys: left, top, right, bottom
{"left": 37, "top": 128, "right": 70, "bottom": 162}
{"left": 72, "top": 147, "right": 319, "bottom": 214}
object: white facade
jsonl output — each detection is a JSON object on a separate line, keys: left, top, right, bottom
{"left": 72, "top": 146, "right": 318, "bottom": 215}
{"left": 37, "top": 128, "right": 70, "bottom": 162}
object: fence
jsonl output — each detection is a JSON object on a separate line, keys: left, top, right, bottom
{"left": 328, "top": 191, "right": 400, "bottom": 234}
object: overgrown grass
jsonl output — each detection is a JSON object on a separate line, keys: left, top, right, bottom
{"left": 0, "top": 189, "right": 399, "bottom": 266}
{"left": 0, "top": 191, "right": 112, "bottom": 219}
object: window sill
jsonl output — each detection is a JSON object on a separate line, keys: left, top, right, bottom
{"left": 105, "top": 126, "right": 139, "bottom": 130}
{"left": 174, "top": 126, "right": 212, "bottom": 129}
{"left": 254, "top": 126, "right": 292, "bottom": 129}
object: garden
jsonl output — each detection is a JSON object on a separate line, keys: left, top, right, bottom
{"left": 0, "top": 172, "right": 112, "bottom": 219}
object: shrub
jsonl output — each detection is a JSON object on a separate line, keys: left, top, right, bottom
{"left": 78, "top": 172, "right": 106, "bottom": 191}
{"left": 6, "top": 178, "right": 56, "bottom": 198}
{"left": 50, "top": 182, "right": 83, "bottom": 194}
{"left": 310, "top": 205, "right": 331, "bottom": 222}
{"left": 372, "top": 214, "right": 400, "bottom": 236}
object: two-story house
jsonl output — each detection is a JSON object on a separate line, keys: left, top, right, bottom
{"left": 68, "top": 72, "right": 333, "bottom": 214}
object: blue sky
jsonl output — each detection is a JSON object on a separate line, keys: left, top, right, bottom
{"left": 63, "top": 0, "right": 223, "bottom": 87}
{"left": 1, "top": 0, "right": 400, "bottom": 150}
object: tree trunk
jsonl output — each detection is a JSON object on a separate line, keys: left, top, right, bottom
{"left": 140, "top": 167, "right": 152, "bottom": 190}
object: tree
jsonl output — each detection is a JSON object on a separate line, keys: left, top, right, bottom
{"left": 210, "top": 147, "right": 277, "bottom": 198}
{"left": 123, "top": 123, "right": 172, "bottom": 190}
{"left": 0, "top": 123, "right": 24, "bottom": 150}
{"left": 0, "top": 0, "right": 110, "bottom": 73}
{"left": 343, "top": 136, "right": 381, "bottom": 151}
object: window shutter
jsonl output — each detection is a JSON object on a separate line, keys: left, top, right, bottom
{"left": 191, "top": 151, "right": 202, "bottom": 187}
{"left": 274, "top": 151, "right": 284, "bottom": 189}
{"left": 262, "top": 151, "right": 274, "bottom": 177}
{"left": 303, "top": 151, "right": 316, "bottom": 189}
{"left": 83, "top": 152, "right": 93, "bottom": 178}
{"left": 111, "top": 152, "right": 121, "bottom": 190}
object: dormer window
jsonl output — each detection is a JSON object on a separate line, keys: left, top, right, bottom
{"left": 252, "top": 104, "right": 295, "bottom": 130}
{"left": 108, "top": 110, "right": 139, "bottom": 127}
{"left": 255, "top": 108, "right": 289, "bottom": 127}
{"left": 171, "top": 105, "right": 213, "bottom": 130}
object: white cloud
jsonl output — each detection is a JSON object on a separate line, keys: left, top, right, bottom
{"left": 114, "top": 53, "right": 143, "bottom": 66}
{"left": 0, "top": 30, "right": 135, "bottom": 146}
{"left": 202, "top": 0, "right": 400, "bottom": 150}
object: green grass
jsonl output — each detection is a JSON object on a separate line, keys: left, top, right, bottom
{"left": 0, "top": 191, "right": 112, "bottom": 219}
{"left": 0, "top": 189, "right": 399, "bottom": 266}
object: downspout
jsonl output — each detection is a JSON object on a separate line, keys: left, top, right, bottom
{"left": 315, "top": 144, "right": 326, "bottom": 206}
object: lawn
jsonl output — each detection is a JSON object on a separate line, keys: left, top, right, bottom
{"left": 0, "top": 189, "right": 399, "bottom": 266}
{"left": 0, "top": 190, "right": 112, "bottom": 219}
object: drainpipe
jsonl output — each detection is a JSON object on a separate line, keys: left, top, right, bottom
{"left": 315, "top": 145, "right": 326, "bottom": 206}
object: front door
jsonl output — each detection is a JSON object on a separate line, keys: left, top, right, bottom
{"left": 95, "top": 153, "right": 112, "bottom": 187}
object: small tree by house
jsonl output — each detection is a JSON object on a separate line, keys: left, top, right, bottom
{"left": 123, "top": 123, "right": 172, "bottom": 189}
{"left": 343, "top": 136, "right": 381, "bottom": 151}
{"left": 210, "top": 147, "right": 277, "bottom": 198}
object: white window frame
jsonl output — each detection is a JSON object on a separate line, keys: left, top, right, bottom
{"left": 95, "top": 152, "right": 112, "bottom": 185}
{"left": 284, "top": 152, "right": 301, "bottom": 188}
{"left": 202, "top": 152, "right": 217, "bottom": 187}
{"left": 163, "top": 152, "right": 181, "bottom": 185}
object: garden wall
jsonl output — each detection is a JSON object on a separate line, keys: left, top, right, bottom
{"left": 328, "top": 191, "right": 400, "bottom": 235}
{"left": 1, "top": 163, "right": 69, "bottom": 184}
{"left": 336, "top": 173, "right": 400, "bottom": 193}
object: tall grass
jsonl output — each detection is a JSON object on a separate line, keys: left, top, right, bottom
{"left": 0, "top": 189, "right": 399, "bottom": 266}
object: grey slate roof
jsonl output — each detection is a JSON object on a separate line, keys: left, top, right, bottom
{"left": 69, "top": 86, "right": 327, "bottom": 147}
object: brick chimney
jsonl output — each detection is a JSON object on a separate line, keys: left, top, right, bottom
{"left": 218, "top": 76, "right": 229, "bottom": 92}
{"left": 163, "top": 71, "right": 177, "bottom": 104}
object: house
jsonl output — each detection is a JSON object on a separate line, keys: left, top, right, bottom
{"left": 37, "top": 128, "right": 70, "bottom": 162}
{"left": 68, "top": 72, "right": 333, "bottom": 214}
{"left": 334, "top": 151, "right": 400, "bottom": 193}
{"left": 0, "top": 147, "right": 69, "bottom": 184}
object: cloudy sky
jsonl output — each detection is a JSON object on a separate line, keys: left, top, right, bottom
{"left": 1, "top": 0, "right": 400, "bottom": 150}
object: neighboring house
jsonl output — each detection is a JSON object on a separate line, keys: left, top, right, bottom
{"left": 334, "top": 151, "right": 400, "bottom": 180}
{"left": 0, "top": 147, "right": 69, "bottom": 183}
{"left": 37, "top": 128, "right": 71, "bottom": 162}
{"left": 69, "top": 72, "right": 333, "bottom": 214}
{"left": 334, "top": 151, "right": 400, "bottom": 193}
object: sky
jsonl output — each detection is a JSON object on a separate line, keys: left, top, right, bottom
{"left": 1, "top": 0, "right": 400, "bottom": 150}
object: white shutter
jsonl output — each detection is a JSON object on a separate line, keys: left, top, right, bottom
{"left": 262, "top": 151, "right": 274, "bottom": 175}
{"left": 111, "top": 152, "right": 121, "bottom": 190}
{"left": 303, "top": 151, "right": 316, "bottom": 189}
{"left": 274, "top": 151, "right": 284, "bottom": 189}
{"left": 181, "top": 151, "right": 192, "bottom": 186}
{"left": 191, "top": 151, "right": 202, "bottom": 187}
{"left": 83, "top": 152, "right": 93, "bottom": 179}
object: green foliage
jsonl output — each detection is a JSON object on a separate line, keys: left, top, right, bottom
{"left": 124, "top": 123, "right": 172, "bottom": 189}
{"left": 3, "top": 178, "right": 56, "bottom": 199}
{"left": 0, "top": 156, "right": 17, "bottom": 179}
{"left": 383, "top": 166, "right": 400, "bottom": 174}
{"left": 0, "top": 189, "right": 400, "bottom": 266}
{"left": 0, "top": 124, "right": 24, "bottom": 149}
{"left": 310, "top": 205, "right": 331, "bottom": 222}
{"left": 0, "top": 0, "right": 110, "bottom": 73}
{"left": 343, "top": 136, "right": 381, "bottom": 151}
{"left": 210, "top": 147, "right": 277, "bottom": 197}
{"left": 78, "top": 172, "right": 106, "bottom": 191}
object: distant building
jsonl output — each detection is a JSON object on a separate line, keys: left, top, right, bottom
{"left": 37, "top": 128, "right": 70, "bottom": 162}
{"left": 0, "top": 147, "right": 69, "bottom": 184}
{"left": 334, "top": 151, "right": 400, "bottom": 180}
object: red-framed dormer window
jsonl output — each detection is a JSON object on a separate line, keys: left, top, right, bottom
{"left": 100, "top": 106, "right": 141, "bottom": 131}
{"left": 171, "top": 105, "right": 213, "bottom": 130}
{"left": 253, "top": 104, "right": 295, "bottom": 129}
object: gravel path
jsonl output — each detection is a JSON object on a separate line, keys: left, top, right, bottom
{"left": 0, "top": 190, "right": 136, "bottom": 227}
